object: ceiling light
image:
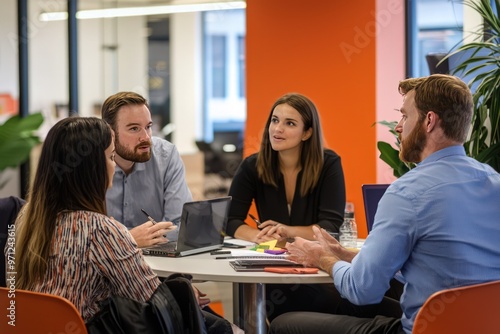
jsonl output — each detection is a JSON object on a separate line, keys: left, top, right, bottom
{"left": 39, "top": 1, "right": 246, "bottom": 22}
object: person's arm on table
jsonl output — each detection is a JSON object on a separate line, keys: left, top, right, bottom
{"left": 286, "top": 226, "right": 357, "bottom": 276}
{"left": 92, "top": 216, "right": 161, "bottom": 301}
{"left": 127, "top": 219, "right": 175, "bottom": 248}
{"left": 234, "top": 223, "right": 278, "bottom": 243}
{"left": 257, "top": 222, "right": 319, "bottom": 240}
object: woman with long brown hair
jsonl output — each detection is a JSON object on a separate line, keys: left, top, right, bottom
{"left": 14, "top": 117, "right": 160, "bottom": 321}
{"left": 226, "top": 93, "right": 401, "bottom": 321}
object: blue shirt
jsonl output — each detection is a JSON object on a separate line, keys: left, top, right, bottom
{"left": 106, "top": 137, "right": 192, "bottom": 231}
{"left": 333, "top": 145, "right": 500, "bottom": 334}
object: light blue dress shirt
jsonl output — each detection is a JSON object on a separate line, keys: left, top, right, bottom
{"left": 106, "top": 137, "right": 192, "bottom": 234}
{"left": 333, "top": 145, "right": 500, "bottom": 334}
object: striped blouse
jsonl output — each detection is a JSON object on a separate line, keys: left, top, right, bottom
{"left": 31, "top": 210, "right": 161, "bottom": 321}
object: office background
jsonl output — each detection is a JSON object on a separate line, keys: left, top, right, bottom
{"left": 0, "top": 0, "right": 480, "bottom": 237}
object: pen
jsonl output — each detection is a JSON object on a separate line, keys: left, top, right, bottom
{"left": 141, "top": 209, "right": 158, "bottom": 225}
{"left": 249, "top": 214, "right": 263, "bottom": 229}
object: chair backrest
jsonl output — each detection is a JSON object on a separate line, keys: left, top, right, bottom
{"left": 413, "top": 280, "right": 500, "bottom": 334}
{"left": 0, "top": 287, "right": 87, "bottom": 334}
{"left": 0, "top": 196, "right": 26, "bottom": 287}
{"left": 361, "top": 184, "right": 389, "bottom": 233}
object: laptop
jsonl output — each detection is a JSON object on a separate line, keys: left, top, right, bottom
{"left": 142, "top": 196, "right": 231, "bottom": 257}
{"left": 361, "top": 184, "right": 389, "bottom": 233}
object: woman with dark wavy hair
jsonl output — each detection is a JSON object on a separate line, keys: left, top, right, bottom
{"left": 13, "top": 116, "right": 242, "bottom": 334}
{"left": 14, "top": 117, "right": 161, "bottom": 321}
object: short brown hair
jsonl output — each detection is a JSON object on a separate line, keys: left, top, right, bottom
{"left": 101, "top": 92, "right": 149, "bottom": 130}
{"left": 398, "top": 74, "right": 473, "bottom": 143}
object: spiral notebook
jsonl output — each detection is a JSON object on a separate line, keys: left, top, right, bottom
{"left": 229, "top": 259, "right": 304, "bottom": 272}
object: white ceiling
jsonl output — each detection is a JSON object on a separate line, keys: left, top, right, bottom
{"left": 60, "top": 0, "right": 239, "bottom": 11}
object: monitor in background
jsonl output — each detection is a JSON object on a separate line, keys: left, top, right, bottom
{"left": 426, "top": 53, "right": 449, "bottom": 74}
{"left": 362, "top": 184, "right": 390, "bottom": 233}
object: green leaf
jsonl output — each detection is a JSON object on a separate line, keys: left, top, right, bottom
{"left": 443, "top": 0, "right": 500, "bottom": 173}
{"left": 0, "top": 112, "right": 44, "bottom": 172}
{"left": 376, "top": 141, "right": 412, "bottom": 178}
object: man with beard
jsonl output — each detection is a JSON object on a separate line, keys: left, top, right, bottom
{"left": 269, "top": 74, "right": 500, "bottom": 334}
{"left": 102, "top": 92, "right": 192, "bottom": 248}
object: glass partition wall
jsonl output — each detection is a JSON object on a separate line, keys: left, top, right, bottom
{"left": 0, "top": 1, "right": 246, "bottom": 197}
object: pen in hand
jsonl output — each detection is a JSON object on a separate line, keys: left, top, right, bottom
{"left": 141, "top": 209, "right": 158, "bottom": 225}
{"left": 141, "top": 209, "right": 178, "bottom": 233}
{"left": 249, "top": 214, "right": 263, "bottom": 229}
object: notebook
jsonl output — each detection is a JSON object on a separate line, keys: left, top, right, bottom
{"left": 229, "top": 259, "right": 304, "bottom": 272}
{"left": 142, "top": 196, "right": 231, "bottom": 257}
{"left": 361, "top": 184, "right": 389, "bottom": 233}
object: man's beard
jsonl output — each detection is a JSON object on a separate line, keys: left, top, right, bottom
{"left": 115, "top": 133, "right": 152, "bottom": 163}
{"left": 399, "top": 120, "right": 426, "bottom": 164}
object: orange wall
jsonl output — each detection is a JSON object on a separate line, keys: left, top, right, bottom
{"left": 245, "top": 0, "right": 382, "bottom": 237}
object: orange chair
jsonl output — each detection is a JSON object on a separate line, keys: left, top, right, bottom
{"left": 413, "top": 280, "right": 500, "bottom": 334}
{"left": 0, "top": 286, "right": 87, "bottom": 334}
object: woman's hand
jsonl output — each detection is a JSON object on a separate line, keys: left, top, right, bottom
{"left": 257, "top": 220, "right": 286, "bottom": 240}
{"left": 128, "top": 220, "right": 174, "bottom": 248}
{"left": 192, "top": 285, "right": 211, "bottom": 308}
{"left": 234, "top": 224, "right": 277, "bottom": 244}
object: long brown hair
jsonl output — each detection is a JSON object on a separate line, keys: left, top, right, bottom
{"left": 15, "top": 117, "right": 113, "bottom": 289}
{"left": 256, "top": 93, "right": 324, "bottom": 197}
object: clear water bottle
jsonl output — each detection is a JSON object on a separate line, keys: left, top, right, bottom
{"left": 339, "top": 211, "right": 357, "bottom": 248}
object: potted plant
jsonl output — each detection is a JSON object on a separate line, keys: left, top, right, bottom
{"left": 445, "top": 0, "right": 500, "bottom": 172}
{"left": 0, "top": 112, "right": 44, "bottom": 188}
{"left": 377, "top": 0, "right": 500, "bottom": 176}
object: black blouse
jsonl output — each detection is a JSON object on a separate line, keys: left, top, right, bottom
{"left": 225, "top": 149, "right": 346, "bottom": 237}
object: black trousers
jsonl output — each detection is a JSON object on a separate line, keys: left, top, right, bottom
{"left": 269, "top": 312, "right": 404, "bottom": 334}
{"left": 265, "top": 279, "right": 403, "bottom": 321}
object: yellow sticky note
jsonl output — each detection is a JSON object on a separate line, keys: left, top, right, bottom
{"left": 258, "top": 239, "right": 278, "bottom": 249}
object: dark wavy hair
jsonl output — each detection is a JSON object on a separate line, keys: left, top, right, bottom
{"left": 16, "top": 116, "right": 113, "bottom": 289}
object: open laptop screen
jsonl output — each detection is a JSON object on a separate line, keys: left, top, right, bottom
{"left": 142, "top": 196, "right": 231, "bottom": 257}
{"left": 177, "top": 197, "right": 230, "bottom": 251}
{"left": 361, "top": 184, "right": 389, "bottom": 233}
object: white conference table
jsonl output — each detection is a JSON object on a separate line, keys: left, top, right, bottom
{"left": 144, "top": 248, "right": 332, "bottom": 334}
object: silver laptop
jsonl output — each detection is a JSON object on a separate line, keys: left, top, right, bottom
{"left": 142, "top": 196, "right": 231, "bottom": 257}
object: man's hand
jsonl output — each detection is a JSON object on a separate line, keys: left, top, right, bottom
{"left": 314, "top": 226, "right": 359, "bottom": 263}
{"left": 129, "top": 221, "right": 175, "bottom": 248}
{"left": 286, "top": 226, "right": 343, "bottom": 276}
{"left": 286, "top": 237, "right": 328, "bottom": 268}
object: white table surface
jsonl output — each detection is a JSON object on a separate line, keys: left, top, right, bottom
{"left": 144, "top": 250, "right": 332, "bottom": 284}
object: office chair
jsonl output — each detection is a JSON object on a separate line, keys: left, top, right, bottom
{"left": 413, "top": 280, "right": 500, "bottom": 334}
{"left": 0, "top": 287, "right": 87, "bottom": 333}
{"left": 0, "top": 196, "right": 25, "bottom": 287}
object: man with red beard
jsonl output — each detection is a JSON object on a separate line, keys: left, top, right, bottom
{"left": 102, "top": 92, "right": 192, "bottom": 248}
{"left": 269, "top": 74, "right": 500, "bottom": 334}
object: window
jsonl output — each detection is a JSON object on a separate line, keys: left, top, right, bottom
{"left": 407, "top": 0, "right": 463, "bottom": 77}
{"left": 202, "top": 10, "right": 246, "bottom": 143}
{"left": 237, "top": 35, "right": 245, "bottom": 98}
{"left": 210, "top": 35, "right": 227, "bottom": 98}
